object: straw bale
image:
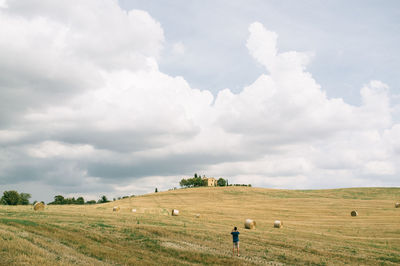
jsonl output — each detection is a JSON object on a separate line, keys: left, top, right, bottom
{"left": 244, "top": 219, "right": 256, "bottom": 229}
{"left": 33, "top": 202, "right": 45, "bottom": 211}
{"left": 274, "top": 220, "right": 283, "bottom": 228}
{"left": 172, "top": 209, "right": 179, "bottom": 216}
{"left": 113, "top": 206, "right": 120, "bottom": 212}
{"left": 351, "top": 210, "right": 358, "bottom": 216}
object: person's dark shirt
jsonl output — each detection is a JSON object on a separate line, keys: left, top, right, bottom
{"left": 231, "top": 231, "right": 240, "bottom": 242}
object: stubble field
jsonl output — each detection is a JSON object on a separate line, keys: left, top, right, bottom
{"left": 0, "top": 186, "right": 399, "bottom": 265}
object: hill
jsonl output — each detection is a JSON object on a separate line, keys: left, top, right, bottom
{"left": 0, "top": 187, "right": 399, "bottom": 265}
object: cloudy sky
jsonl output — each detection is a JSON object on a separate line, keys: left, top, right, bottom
{"left": 1, "top": 0, "right": 399, "bottom": 202}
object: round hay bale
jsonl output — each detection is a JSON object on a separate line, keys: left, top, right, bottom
{"left": 274, "top": 220, "right": 283, "bottom": 228}
{"left": 33, "top": 202, "right": 45, "bottom": 211}
{"left": 395, "top": 202, "right": 400, "bottom": 208}
{"left": 131, "top": 208, "right": 137, "bottom": 212}
{"left": 351, "top": 210, "right": 358, "bottom": 217}
{"left": 195, "top": 214, "right": 200, "bottom": 218}
{"left": 244, "top": 219, "right": 256, "bottom": 229}
{"left": 171, "top": 209, "right": 179, "bottom": 216}
{"left": 113, "top": 206, "right": 120, "bottom": 212}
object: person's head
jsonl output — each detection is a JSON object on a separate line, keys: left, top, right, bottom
{"left": 234, "top": 226, "right": 237, "bottom": 231}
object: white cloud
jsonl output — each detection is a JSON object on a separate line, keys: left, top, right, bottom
{"left": 246, "top": 22, "right": 278, "bottom": 71}
{"left": 363, "top": 161, "right": 395, "bottom": 176}
{"left": 0, "top": 130, "right": 27, "bottom": 144}
{"left": 212, "top": 22, "right": 398, "bottom": 188}
{"left": 27, "top": 141, "right": 95, "bottom": 159}
{"left": 0, "top": 2, "right": 398, "bottom": 202}
{"left": 172, "top": 42, "right": 185, "bottom": 56}
{"left": 0, "top": 0, "right": 165, "bottom": 127}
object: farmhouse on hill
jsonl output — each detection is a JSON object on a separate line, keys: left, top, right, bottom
{"left": 203, "top": 177, "right": 217, "bottom": 186}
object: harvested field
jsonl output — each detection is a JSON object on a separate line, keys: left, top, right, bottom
{"left": 0, "top": 187, "right": 399, "bottom": 265}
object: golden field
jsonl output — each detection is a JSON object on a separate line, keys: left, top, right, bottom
{"left": 0, "top": 187, "right": 399, "bottom": 265}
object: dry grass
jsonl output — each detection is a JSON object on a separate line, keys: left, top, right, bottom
{"left": 0, "top": 187, "right": 399, "bottom": 265}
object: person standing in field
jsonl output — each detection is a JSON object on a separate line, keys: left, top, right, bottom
{"left": 231, "top": 226, "right": 240, "bottom": 256}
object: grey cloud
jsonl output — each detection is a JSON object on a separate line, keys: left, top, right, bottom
{"left": 55, "top": 129, "right": 198, "bottom": 153}
{"left": 86, "top": 151, "right": 249, "bottom": 180}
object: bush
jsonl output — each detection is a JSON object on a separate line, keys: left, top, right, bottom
{"left": 76, "top": 197, "right": 84, "bottom": 205}
{"left": 1, "top": 190, "right": 20, "bottom": 205}
{"left": 97, "top": 195, "right": 110, "bottom": 203}
{"left": 179, "top": 173, "right": 207, "bottom": 188}
{"left": 1, "top": 190, "right": 31, "bottom": 205}
{"left": 49, "top": 195, "right": 85, "bottom": 205}
{"left": 20, "top": 193, "right": 31, "bottom": 205}
{"left": 217, "top": 178, "right": 227, "bottom": 186}
{"left": 49, "top": 195, "right": 65, "bottom": 205}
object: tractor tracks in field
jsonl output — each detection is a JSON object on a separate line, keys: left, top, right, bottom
{"left": 161, "top": 239, "right": 284, "bottom": 265}
{"left": 0, "top": 223, "right": 107, "bottom": 265}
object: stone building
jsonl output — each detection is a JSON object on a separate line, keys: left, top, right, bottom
{"left": 203, "top": 177, "right": 217, "bottom": 186}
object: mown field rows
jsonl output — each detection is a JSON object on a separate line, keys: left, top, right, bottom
{"left": 0, "top": 187, "right": 399, "bottom": 265}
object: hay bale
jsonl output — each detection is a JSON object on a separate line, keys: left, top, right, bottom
{"left": 171, "top": 209, "right": 179, "bottom": 216}
{"left": 274, "top": 220, "right": 283, "bottom": 228}
{"left": 131, "top": 208, "right": 137, "bottom": 212}
{"left": 113, "top": 206, "right": 120, "bottom": 212}
{"left": 195, "top": 214, "right": 200, "bottom": 218}
{"left": 33, "top": 202, "right": 45, "bottom": 211}
{"left": 244, "top": 219, "right": 256, "bottom": 229}
{"left": 395, "top": 202, "right": 400, "bottom": 208}
{"left": 351, "top": 210, "right": 358, "bottom": 216}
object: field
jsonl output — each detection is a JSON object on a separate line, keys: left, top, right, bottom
{"left": 0, "top": 187, "right": 399, "bottom": 265}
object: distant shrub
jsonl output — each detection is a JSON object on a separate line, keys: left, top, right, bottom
{"left": 76, "top": 197, "right": 84, "bottom": 205}
{"left": 98, "top": 195, "right": 110, "bottom": 204}
{"left": 217, "top": 178, "right": 227, "bottom": 186}
{"left": 1, "top": 190, "right": 20, "bottom": 205}
{"left": 49, "top": 195, "right": 86, "bottom": 205}
{"left": 20, "top": 193, "right": 31, "bottom": 205}
{"left": 179, "top": 174, "right": 207, "bottom": 188}
{"left": 1, "top": 190, "right": 31, "bottom": 205}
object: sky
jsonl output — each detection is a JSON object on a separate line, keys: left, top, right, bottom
{"left": 0, "top": 0, "right": 399, "bottom": 202}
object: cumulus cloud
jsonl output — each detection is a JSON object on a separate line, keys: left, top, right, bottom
{"left": 0, "top": 0, "right": 164, "bottom": 127}
{"left": 0, "top": 3, "right": 398, "bottom": 201}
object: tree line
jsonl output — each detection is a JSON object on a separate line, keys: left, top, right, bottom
{"left": 0, "top": 190, "right": 129, "bottom": 205}
{"left": 0, "top": 190, "right": 31, "bottom": 205}
{"left": 48, "top": 195, "right": 116, "bottom": 205}
{"left": 1, "top": 180, "right": 252, "bottom": 206}
{"left": 179, "top": 173, "right": 228, "bottom": 188}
